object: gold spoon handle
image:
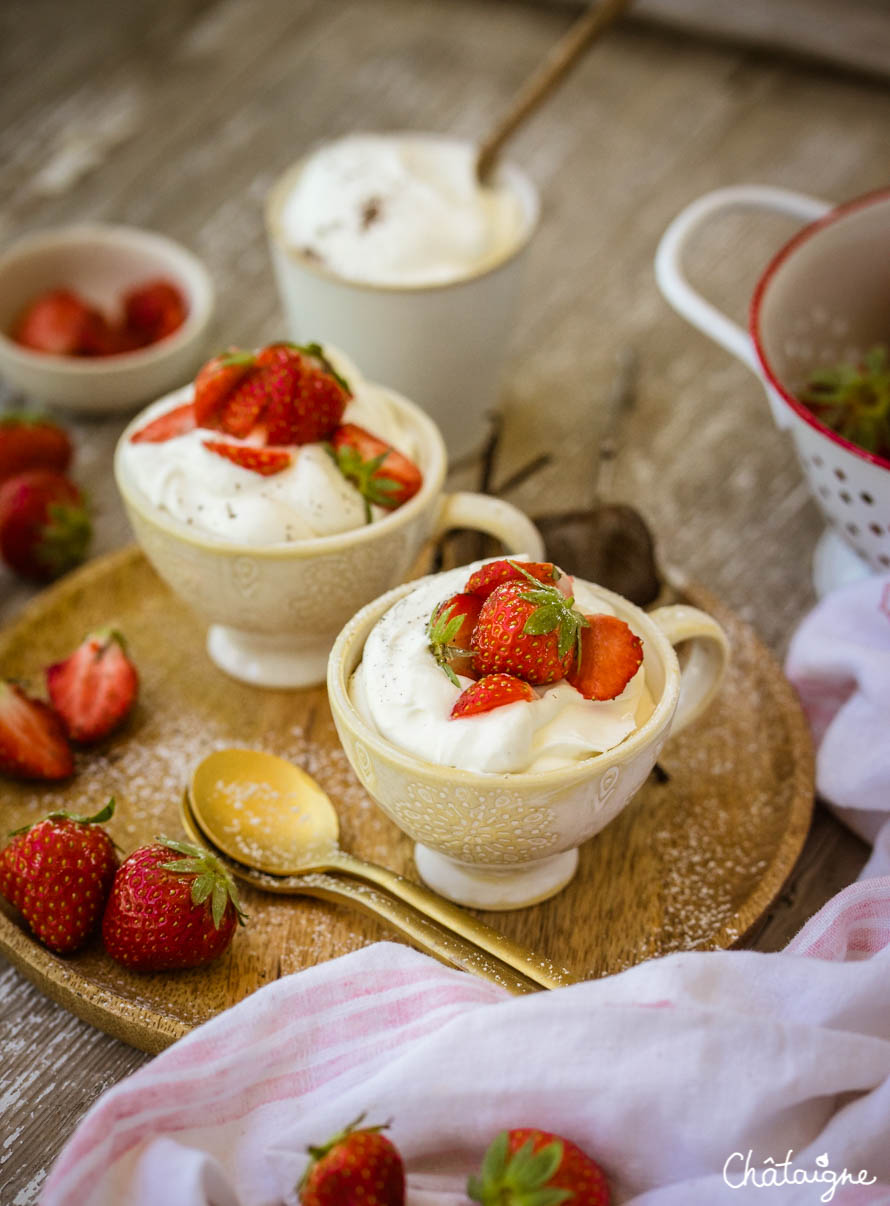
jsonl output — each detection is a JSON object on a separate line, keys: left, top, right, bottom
{"left": 180, "top": 798, "right": 539, "bottom": 995}
{"left": 327, "top": 850, "right": 575, "bottom": 990}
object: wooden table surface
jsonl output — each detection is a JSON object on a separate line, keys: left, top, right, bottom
{"left": 1, "top": 0, "right": 885, "bottom": 1199}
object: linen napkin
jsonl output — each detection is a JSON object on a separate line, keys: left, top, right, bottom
{"left": 785, "top": 572, "right": 890, "bottom": 878}
{"left": 42, "top": 878, "right": 890, "bottom": 1206}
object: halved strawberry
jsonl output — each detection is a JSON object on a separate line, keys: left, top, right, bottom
{"left": 262, "top": 343, "right": 350, "bottom": 445}
{"left": 567, "top": 613, "right": 643, "bottom": 701}
{"left": 328, "top": 424, "right": 422, "bottom": 522}
{"left": 202, "top": 440, "right": 292, "bottom": 476}
{"left": 451, "top": 673, "right": 536, "bottom": 718}
{"left": 129, "top": 402, "right": 196, "bottom": 444}
{"left": 465, "top": 559, "right": 560, "bottom": 599}
{"left": 123, "top": 279, "right": 187, "bottom": 345}
{"left": 427, "top": 592, "right": 482, "bottom": 685}
{"left": 193, "top": 349, "right": 256, "bottom": 428}
{"left": 46, "top": 629, "right": 139, "bottom": 743}
{"left": 0, "top": 680, "right": 73, "bottom": 780}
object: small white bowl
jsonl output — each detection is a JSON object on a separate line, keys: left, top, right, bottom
{"left": 0, "top": 224, "right": 215, "bottom": 414}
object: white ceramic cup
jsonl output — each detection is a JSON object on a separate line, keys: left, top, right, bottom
{"left": 655, "top": 186, "right": 890, "bottom": 593}
{"left": 265, "top": 137, "right": 539, "bottom": 461}
{"left": 328, "top": 574, "right": 729, "bottom": 910}
{"left": 115, "top": 386, "right": 544, "bottom": 689}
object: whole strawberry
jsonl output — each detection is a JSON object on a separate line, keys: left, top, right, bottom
{"left": 0, "top": 800, "right": 118, "bottom": 953}
{"left": 0, "top": 469, "right": 91, "bottom": 581}
{"left": 261, "top": 343, "right": 351, "bottom": 445}
{"left": 473, "top": 564, "right": 587, "bottom": 685}
{"left": 46, "top": 629, "right": 139, "bottom": 743}
{"left": 299, "top": 1116, "right": 405, "bottom": 1206}
{"left": 102, "top": 838, "right": 245, "bottom": 971}
{"left": 468, "top": 1129, "right": 610, "bottom": 1206}
{"left": 0, "top": 414, "right": 73, "bottom": 484}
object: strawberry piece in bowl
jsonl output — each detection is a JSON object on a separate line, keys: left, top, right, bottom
{"left": 123, "top": 278, "right": 187, "bottom": 346}
{"left": 202, "top": 440, "right": 293, "bottom": 476}
{"left": 129, "top": 401, "right": 196, "bottom": 444}
{"left": 0, "top": 800, "right": 118, "bottom": 953}
{"left": 473, "top": 575, "right": 586, "bottom": 686}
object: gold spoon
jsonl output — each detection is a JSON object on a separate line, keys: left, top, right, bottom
{"left": 179, "top": 792, "right": 540, "bottom": 995}
{"left": 189, "top": 748, "right": 575, "bottom": 991}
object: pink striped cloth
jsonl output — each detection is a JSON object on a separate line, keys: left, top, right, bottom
{"left": 40, "top": 575, "right": 890, "bottom": 1206}
{"left": 41, "top": 880, "right": 890, "bottom": 1206}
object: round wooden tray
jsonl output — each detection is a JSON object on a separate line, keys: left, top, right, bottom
{"left": 0, "top": 547, "right": 813, "bottom": 1053}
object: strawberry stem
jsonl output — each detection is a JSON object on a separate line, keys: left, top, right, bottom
{"left": 10, "top": 797, "right": 115, "bottom": 836}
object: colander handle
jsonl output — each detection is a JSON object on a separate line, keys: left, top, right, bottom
{"left": 654, "top": 185, "right": 832, "bottom": 382}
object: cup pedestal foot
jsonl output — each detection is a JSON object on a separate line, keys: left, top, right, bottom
{"left": 413, "top": 844, "right": 579, "bottom": 911}
{"left": 206, "top": 626, "right": 330, "bottom": 688}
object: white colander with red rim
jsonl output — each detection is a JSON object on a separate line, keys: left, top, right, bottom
{"left": 655, "top": 185, "right": 890, "bottom": 592}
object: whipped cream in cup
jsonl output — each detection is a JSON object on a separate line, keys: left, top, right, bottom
{"left": 115, "top": 366, "right": 544, "bottom": 689}
{"left": 277, "top": 134, "right": 527, "bottom": 287}
{"left": 328, "top": 563, "right": 729, "bottom": 909}
{"left": 117, "top": 348, "right": 423, "bottom": 543}
{"left": 266, "top": 133, "right": 539, "bottom": 460}
{"left": 350, "top": 561, "right": 655, "bottom": 775}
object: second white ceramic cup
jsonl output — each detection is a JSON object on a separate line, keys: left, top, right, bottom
{"left": 265, "top": 137, "right": 539, "bottom": 462}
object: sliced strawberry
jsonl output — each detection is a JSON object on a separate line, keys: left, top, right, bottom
{"left": 46, "top": 629, "right": 139, "bottom": 743}
{"left": 567, "top": 613, "right": 644, "bottom": 701}
{"left": 0, "top": 470, "right": 91, "bottom": 581}
{"left": 262, "top": 343, "right": 350, "bottom": 445}
{"left": 202, "top": 440, "right": 292, "bottom": 476}
{"left": 130, "top": 402, "right": 196, "bottom": 444}
{"left": 451, "top": 673, "right": 536, "bottom": 718}
{"left": 0, "top": 680, "right": 73, "bottom": 780}
{"left": 123, "top": 279, "right": 187, "bottom": 345}
{"left": 11, "top": 289, "right": 106, "bottom": 356}
{"left": 0, "top": 415, "right": 72, "bottom": 484}
{"left": 193, "top": 349, "right": 256, "bottom": 428}
{"left": 465, "top": 559, "right": 560, "bottom": 599}
{"left": 328, "top": 423, "right": 422, "bottom": 522}
{"left": 427, "top": 592, "right": 482, "bottom": 685}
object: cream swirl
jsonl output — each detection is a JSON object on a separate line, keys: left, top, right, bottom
{"left": 350, "top": 561, "right": 653, "bottom": 774}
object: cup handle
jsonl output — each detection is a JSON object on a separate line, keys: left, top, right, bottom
{"left": 654, "top": 185, "right": 832, "bottom": 426}
{"left": 433, "top": 492, "right": 546, "bottom": 559}
{"left": 649, "top": 604, "right": 730, "bottom": 735}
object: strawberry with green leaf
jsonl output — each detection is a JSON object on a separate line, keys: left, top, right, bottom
{"left": 799, "top": 344, "right": 890, "bottom": 459}
{"left": 0, "top": 470, "right": 91, "bottom": 580}
{"left": 0, "top": 800, "right": 118, "bottom": 952}
{"left": 468, "top": 1129, "right": 610, "bottom": 1206}
{"left": 328, "top": 424, "right": 422, "bottom": 522}
{"left": 473, "top": 562, "right": 588, "bottom": 685}
{"left": 427, "top": 592, "right": 482, "bottom": 684}
{"left": 299, "top": 1115, "right": 405, "bottom": 1206}
{"left": 102, "top": 838, "right": 246, "bottom": 971}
